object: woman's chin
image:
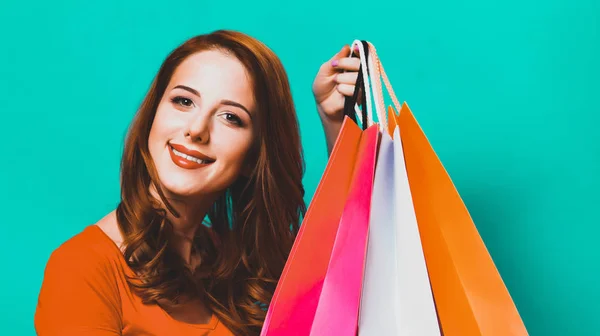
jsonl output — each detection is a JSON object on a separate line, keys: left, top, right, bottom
{"left": 154, "top": 169, "right": 239, "bottom": 201}
{"left": 159, "top": 179, "right": 224, "bottom": 201}
{"left": 161, "top": 184, "right": 205, "bottom": 199}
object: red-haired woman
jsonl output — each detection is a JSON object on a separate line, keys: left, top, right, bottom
{"left": 34, "top": 30, "right": 362, "bottom": 336}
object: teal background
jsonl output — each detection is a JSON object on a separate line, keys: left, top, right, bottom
{"left": 1, "top": 0, "right": 598, "bottom": 334}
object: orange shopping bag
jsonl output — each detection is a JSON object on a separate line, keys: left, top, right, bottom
{"left": 394, "top": 103, "right": 528, "bottom": 336}
{"left": 368, "top": 42, "right": 528, "bottom": 335}
{"left": 261, "top": 116, "right": 362, "bottom": 335}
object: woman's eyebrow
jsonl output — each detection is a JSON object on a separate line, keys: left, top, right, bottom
{"left": 220, "top": 100, "right": 252, "bottom": 119}
{"left": 173, "top": 85, "right": 200, "bottom": 97}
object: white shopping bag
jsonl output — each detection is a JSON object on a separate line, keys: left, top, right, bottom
{"left": 357, "top": 40, "right": 441, "bottom": 335}
{"left": 358, "top": 130, "right": 399, "bottom": 333}
{"left": 393, "top": 124, "right": 441, "bottom": 335}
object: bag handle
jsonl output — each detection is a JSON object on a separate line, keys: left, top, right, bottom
{"left": 342, "top": 40, "right": 374, "bottom": 129}
{"left": 364, "top": 41, "right": 388, "bottom": 131}
{"left": 343, "top": 41, "right": 368, "bottom": 129}
{"left": 366, "top": 42, "right": 402, "bottom": 115}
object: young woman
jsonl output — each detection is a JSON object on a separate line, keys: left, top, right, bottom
{"left": 34, "top": 30, "right": 362, "bottom": 336}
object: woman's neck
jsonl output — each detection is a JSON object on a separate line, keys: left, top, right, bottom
{"left": 149, "top": 183, "right": 218, "bottom": 264}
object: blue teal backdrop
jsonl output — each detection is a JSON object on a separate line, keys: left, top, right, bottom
{"left": 1, "top": 0, "right": 598, "bottom": 335}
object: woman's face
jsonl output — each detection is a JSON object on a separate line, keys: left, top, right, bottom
{"left": 148, "top": 49, "right": 256, "bottom": 199}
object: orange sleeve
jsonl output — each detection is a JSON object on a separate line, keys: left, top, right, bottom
{"left": 34, "top": 239, "right": 123, "bottom": 335}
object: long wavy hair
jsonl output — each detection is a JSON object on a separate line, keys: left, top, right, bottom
{"left": 115, "top": 30, "right": 306, "bottom": 335}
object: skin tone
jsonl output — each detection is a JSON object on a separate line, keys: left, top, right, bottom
{"left": 96, "top": 44, "right": 361, "bottom": 324}
{"left": 313, "top": 45, "right": 362, "bottom": 154}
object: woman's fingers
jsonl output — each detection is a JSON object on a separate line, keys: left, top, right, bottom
{"left": 335, "top": 72, "right": 359, "bottom": 85}
{"left": 337, "top": 83, "right": 363, "bottom": 104}
{"left": 323, "top": 45, "right": 352, "bottom": 75}
{"left": 332, "top": 45, "right": 362, "bottom": 98}
{"left": 332, "top": 57, "right": 361, "bottom": 71}
{"left": 336, "top": 84, "right": 355, "bottom": 96}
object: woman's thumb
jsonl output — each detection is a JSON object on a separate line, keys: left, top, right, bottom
{"left": 330, "top": 44, "right": 351, "bottom": 61}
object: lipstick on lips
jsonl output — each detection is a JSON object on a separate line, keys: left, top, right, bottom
{"left": 168, "top": 143, "right": 214, "bottom": 169}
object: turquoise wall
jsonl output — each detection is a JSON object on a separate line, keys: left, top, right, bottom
{"left": 1, "top": 0, "right": 598, "bottom": 334}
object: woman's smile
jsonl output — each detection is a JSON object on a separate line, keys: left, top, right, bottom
{"left": 168, "top": 142, "right": 215, "bottom": 169}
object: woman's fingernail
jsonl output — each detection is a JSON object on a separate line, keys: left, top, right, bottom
{"left": 332, "top": 60, "right": 339, "bottom": 67}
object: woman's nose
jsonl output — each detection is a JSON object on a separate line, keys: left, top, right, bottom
{"left": 184, "top": 112, "right": 210, "bottom": 143}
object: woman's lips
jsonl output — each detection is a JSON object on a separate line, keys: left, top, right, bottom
{"left": 169, "top": 143, "right": 214, "bottom": 161}
{"left": 168, "top": 143, "right": 214, "bottom": 170}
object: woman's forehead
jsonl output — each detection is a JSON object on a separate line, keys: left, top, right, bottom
{"left": 169, "top": 50, "right": 256, "bottom": 112}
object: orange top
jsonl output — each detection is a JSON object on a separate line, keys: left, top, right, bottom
{"left": 35, "top": 225, "right": 234, "bottom": 336}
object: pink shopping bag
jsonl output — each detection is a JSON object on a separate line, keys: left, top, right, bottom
{"left": 310, "top": 123, "right": 380, "bottom": 335}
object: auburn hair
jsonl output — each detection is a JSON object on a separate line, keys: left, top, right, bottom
{"left": 115, "top": 30, "right": 306, "bottom": 335}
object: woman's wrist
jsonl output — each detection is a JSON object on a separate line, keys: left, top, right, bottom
{"left": 317, "top": 104, "right": 344, "bottom": 156}
{"left": 317, "top": 104, "right": 343, "bottom": 124}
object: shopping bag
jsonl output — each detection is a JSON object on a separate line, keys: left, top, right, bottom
{"left": 310, "top": 123, "right": 379, "bottom": 335}
{"left": 395, "top": 102, "right": 528, "bottom": 335}
{"left": 357, "top": 126, "right": 397, "bottom": 333}
{"left": 261, "top": 40, "right": 376, "bottom": 336}
{"left": 357, "top": 42, "right": 441, "bottom": 335}
{"left": 260, "top": 116, "right": 363, "bottom": 335}
{"left": 368, "top": 39, "right": 528, "bottom": 335}
{"left": 391, "top": 123, "right": 441, "bottom": 334}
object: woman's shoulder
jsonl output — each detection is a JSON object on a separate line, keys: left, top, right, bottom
{"left": 35, "top": 212, "right": 125, "bottom": 334}
{"left": 45, "top": 211, "right": 124, "bottom": 278}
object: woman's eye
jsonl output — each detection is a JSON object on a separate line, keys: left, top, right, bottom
{"left": 171, "top": 96, "right": 194, "bottom": 108}
{"left": 222, "top": 112, "right": 243, "bottom": 126}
